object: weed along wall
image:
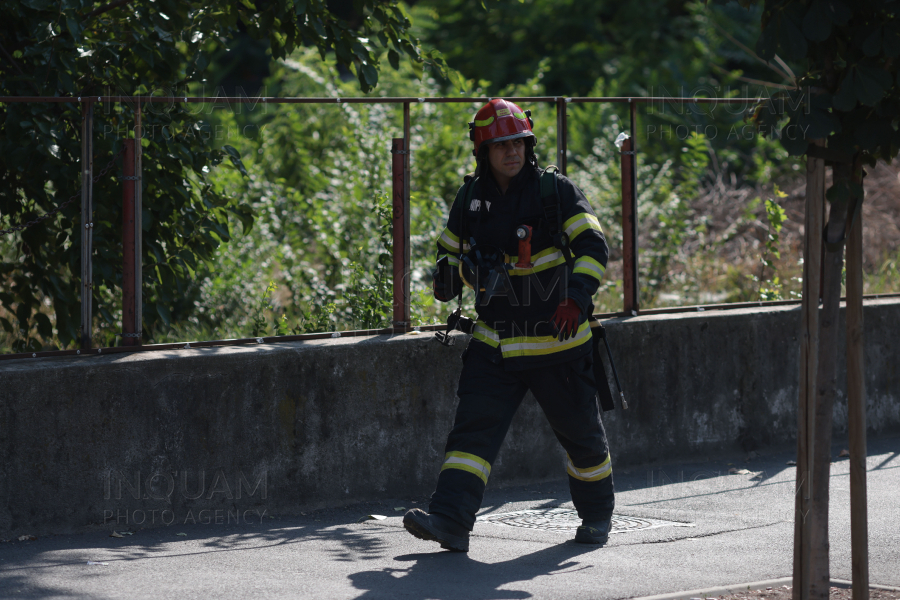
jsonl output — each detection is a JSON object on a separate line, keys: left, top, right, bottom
{"left": 1, "top": 299, "right": 899, "bottom": 537}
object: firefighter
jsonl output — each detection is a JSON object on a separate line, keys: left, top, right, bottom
{"left": 403, "top": 99, "right": 615, "bottom": 552}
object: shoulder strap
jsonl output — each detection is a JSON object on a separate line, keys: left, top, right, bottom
{"left": 538, "top": 166, "right": 574, "bottom": 269}
{"left": 452, "top": 176, "right": 478, "bottom": 312}
{"left": 456, "top": 176, "right": 477, "bottom": 255}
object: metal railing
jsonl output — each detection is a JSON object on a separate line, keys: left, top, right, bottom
{"left": 6, "top": 93, "right": 892, "bottom": 362}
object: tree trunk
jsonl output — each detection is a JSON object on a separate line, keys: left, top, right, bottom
{"left": 808, "top": 160, "right": 855, "bottom": 600}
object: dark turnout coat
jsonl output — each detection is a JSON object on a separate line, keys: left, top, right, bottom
{"left": 435, "top": 165, "right": 609, "bottom": 371}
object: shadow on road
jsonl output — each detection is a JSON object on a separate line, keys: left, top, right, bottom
{"left": 348, "top": 542, "right": 600, "bottom": 600}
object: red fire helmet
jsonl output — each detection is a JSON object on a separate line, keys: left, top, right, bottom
{"left": 468, "top": 98, "right": 535, "bottom": 156}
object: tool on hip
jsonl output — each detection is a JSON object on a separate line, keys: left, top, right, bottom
{"left": 515, "top": 225, "right": 534, "bottom": 268}
{"left": 434, "top": 307, "right": 477, "bottom": 347}
{"left": 589, "top": 317, "right": 628, "bottom": 411}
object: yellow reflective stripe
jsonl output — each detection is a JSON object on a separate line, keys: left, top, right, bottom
{"left": 437, "top": 253, "right": 461, "bottom": 267}
{"left": 573, "top": 256, "right": 606, "bottom": 282}
{"left": 474, "top": 116, "right": 495, "bottom": 127}
{"left": 500, "top": 320, "right": 591, "bottom": 358}
{"left": 507, "top": 247, "right": 566, "bottom": 276}
{"left": 472, "top": 321, "right": 500, "bottom": 347}
{"left": 438, "top": 228, "right": 470, "bottom": 252}
{"left": 441, "top": 451, "right": 491, "bottom": 484}
{"left": 563, "top": 213, "right": 603, "bottom": 241}
{"left": 566, "top": 454, "right": 612, "bottom": 482}
{"left": 513, "top": 111, "right": 526, "bottom": 119}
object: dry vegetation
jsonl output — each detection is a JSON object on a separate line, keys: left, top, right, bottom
{"left": 649, "top": 160, "right": 900, "bottom": 308}
{"left": 709, "top": 583, "right": 900, "bottom": 600}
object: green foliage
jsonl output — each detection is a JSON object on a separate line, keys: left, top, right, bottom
{"left": 758, "top": 186, "right": 789, "bottom": 300}
{"left": 170, "top": 49, "right": 465, "bottom": 338}
{"left": 0, "top": 0, "right": 448, "bottom": 351}
{"left": 412, "top": 0, "right": 765, "bottom": 97}
{"left": 250, "top": 281, "right": 279, "bottom": 338}
{"left": 342, "top": 193, "right": 394, "bottom": 330}
{"left": 746, "top": 0, "right": 900, "bottom": 167}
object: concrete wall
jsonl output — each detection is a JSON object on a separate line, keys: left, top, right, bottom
{"left": 1, "top": 299, "right": 898, "bottom": 537}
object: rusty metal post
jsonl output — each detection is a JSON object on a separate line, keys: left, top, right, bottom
{"left": 122, "top": 139, "right": 137, "bottom": 345}
{"left": 556, "top": 98, "right": 568, "bottom": 174}
{"left": 391, "top": 136, "right": 409, "bottom": 333}
{"left": 403, "top": 102, "right": 411, "bottom": 328}
{"left": 80, "top": 101, "right": 94, "bottom": 349}
{"left": 620, "top": 100, "right": 639, "bottom": 315}
{"left": 629, "top": 100, "right": 638, "bottom": 311}
{"left": 134, "top": 101, "right": 143, "bottom": 344}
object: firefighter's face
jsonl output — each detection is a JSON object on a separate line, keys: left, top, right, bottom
{"left": 487, "top": 137, "right": 526, "bottom": 185}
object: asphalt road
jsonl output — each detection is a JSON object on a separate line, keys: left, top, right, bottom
{"left": 1, "top": 436, "right": 898, "bottom": 600}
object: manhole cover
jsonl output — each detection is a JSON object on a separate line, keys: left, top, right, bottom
{"left": 477, "top": 508, "right": 693, "bottom": 534}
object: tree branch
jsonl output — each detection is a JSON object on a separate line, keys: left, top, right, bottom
{"left": 709, "top": 18, "right": 794, "bottom": 84}
{"left": 710, "top": 63, "right": 796, "bottom": 90}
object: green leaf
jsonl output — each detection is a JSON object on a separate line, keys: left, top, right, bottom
{"left": 833, "top": 69, "right": 857, "bottom": 111}
{"left": 335, "top": 37, "right": 353, "bottom": 63}
{"left": 360, "top": 63, "right": 378, "bottom": 87}
{"left": 388, "top": 49, "right": 399, "bottom": 70}
{"left": 780, "top": 122, "right": 808, "bottom": 156}
{"left": 862, "top": 26, "right": 883, "bottom": 57}
{"left": 0, "top": 316, "right": 12, "bottom": 333}
{"left": 65, "top": 15, "right": 82, "bottom": 40}
{"left": 856, "top": 64, "right": 891, "bottom": 106}
{"left": 823, "top": 0, "right": 851, "bottom": 25}
{"left": 16, "top": 302, "right": 31, "bottom": 328}
{"left": 135, "top": 43, "right": 156, "bottom": 68}
{"left": 802, "top": 1, "right": 832, "bottom": 42}
{"left": 34, "top": 313, "right": 52, "bottom": 339}
{"left": 156, "top": 302, "right": 172, "bottom": 327}
{"left": 798, "top": 106, "right": 839, "bottom": 140}
{"left": 311, "top": 16, "right": 326, "bottom": 38}
{"left": 230, "top": 206, "right": 255, "bottom": 235}
{"left": 779, "top": 13, "right": 808, "bottom": 60}
{"left": 884, "top": 24, "right": 900, "bottom": 57}
{"left": 223, "top": 145, "right": 249, "bottom": 177}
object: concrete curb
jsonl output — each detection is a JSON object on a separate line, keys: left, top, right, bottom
{"left": 625, "top": 577, "right": 900, "bottom": 600}
{"left": 831, "top": 579, "right": 900, "bottom": 592}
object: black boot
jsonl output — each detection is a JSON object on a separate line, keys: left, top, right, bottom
{"left": 574, "top": 517, "right": 611, "bottom": 545}
{"left": 403, "top": 508, "right": 470, "bottom": 552}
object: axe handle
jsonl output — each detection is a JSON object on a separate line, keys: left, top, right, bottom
{"left": 601, "top": 336, "right": 627, "bottom": 409}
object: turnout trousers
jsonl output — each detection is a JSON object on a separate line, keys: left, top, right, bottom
{"left": 428, "top": 340, "right": 615, "bottom": 530}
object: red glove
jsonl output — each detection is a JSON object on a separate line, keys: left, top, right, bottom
{"left": 551, "top": 299, "right": 582, "bottom": 342}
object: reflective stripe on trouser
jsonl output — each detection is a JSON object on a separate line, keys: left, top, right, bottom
{"left": 441, "top": 451, "right": 491, "bottom": 484}
{"left": 428, "top": 340, "right": 614, "bottom": 530}
{"left": 567, "top": 453, "right": 612, "bottom": 481}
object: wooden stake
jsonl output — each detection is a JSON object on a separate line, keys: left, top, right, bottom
{"left": 846, "top": 165, "right": 869, "bottom": 600}
{"left": 794, "top": 142, "right": 824, "bottom": 600}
